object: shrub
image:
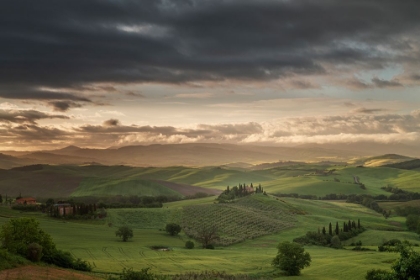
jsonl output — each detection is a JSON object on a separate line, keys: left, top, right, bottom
{"left": 0, "top": 218, "right": 56, "bottom": 258}
{"left": 365, "top": 269, "right": 393, "bottom": 280}
{"left": 11, "top": 204, "right": 39, "bottom": 212}
{"left": 293, "top": 231, "right": 331, "bottom": 246}
{"left": 165, "top": 223, "right": 181, "bottom": 236}
{"left": 119, "top": 267, "right": 157, "bottom": 280}
{"left": 352, "top": 246, "right": 374, "bottom": 251}
{"left": 42, "top": 249, "right": 74, "bottom": 268}
{"left": 185, "top": 241, "right": 194, "bottom": 249}
{"left": 42, "top": 249, "right": 92, "bottom": 271}
{"left": 378, "top": 239, "right": 402, "bottom": 252}
{"left": 0, "top": 249, "right": 28, "bottom": 270}
{"left": 366, "top": 242, "right": 420, "bottom": 280}
{"left": 330, "top": 236, "right": 341, "bottom": 249}
{"left": 72, "top": 258, "right": 93, "bottom": 271}
{"left": 27, "top": 243, "right": 43, "bottom": 262}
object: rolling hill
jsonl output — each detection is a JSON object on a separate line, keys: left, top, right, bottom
{"left": 0, "top": 143, "right": 369, "bottom": 168}
{"left": 1, "top": 161, "right": 420, "bottom": 198}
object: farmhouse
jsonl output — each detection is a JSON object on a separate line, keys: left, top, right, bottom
{"left": 245, "top": 186, "right": 254, "bottom": 193}
{"left": 15, "top": 197, "right": 37, "bottom": 205}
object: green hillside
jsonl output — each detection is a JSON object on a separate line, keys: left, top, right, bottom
{"left": 1, "top": 163, "right": 420, "bottom": 198}
{"left": 0, "top": 194, "right": 416, "bottom": 279}
{"left": 383, "top": 159, "right": 420, "bottom": 170}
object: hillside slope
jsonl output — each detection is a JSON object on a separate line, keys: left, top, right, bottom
{"left": 1, "top": 143, "right": 367, "bottom": 168}
{"left": 2, "top": 162, "right": 420, "bottom": 198}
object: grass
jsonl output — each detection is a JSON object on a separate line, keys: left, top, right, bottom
{"left": 106, "top": 208, "right": 182, "bottom": 229}
{"left": 0, "top": 195, "right": 412, "bottom": 280}
{"left": 2, "top": 164, "right": 420, "bottom": 198}
{"left": 72, "top": 178, "right": 181, "bottom": 197}
{"left": 1, "top": 172, "right": 420, "bottom": 279}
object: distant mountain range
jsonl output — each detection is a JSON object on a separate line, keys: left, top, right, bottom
{"left": 1, "top": 142, "right": 418, "bottom": 169}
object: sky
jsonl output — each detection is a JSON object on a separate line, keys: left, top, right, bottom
{"left": 1, "top": 0, "right": 420, "bottom": 151}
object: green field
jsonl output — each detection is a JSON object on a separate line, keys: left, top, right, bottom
{"left": 1, "top": 193, "right": 419, "bottom": 279}
{"left": 1, "top": 159, "right": 420, "bottom": 279}
{"left": 2, "top": 163, "right": 420, "bottom": 199}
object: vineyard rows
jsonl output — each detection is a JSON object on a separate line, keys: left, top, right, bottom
{"left": 181, "top": 195, "right": 297, "bottom": 246}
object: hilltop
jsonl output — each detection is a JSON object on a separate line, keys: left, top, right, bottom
{"left": 0, "top": 143, "right": 369, "bottom": 169}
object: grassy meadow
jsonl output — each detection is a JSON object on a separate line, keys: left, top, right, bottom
{"left": 1, "top": 193, "right": 418, "bottom": 279}
{"left": 3, "top": 159, "right": 420, "bottom": 198}
{"left": 1, "top": 158, "right": 420, "bottom": 279}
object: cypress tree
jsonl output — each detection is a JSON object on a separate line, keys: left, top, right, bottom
{"left": 348, "top": 220, "right": 352, "bottom": 230}
{"left": 329, "top": 222, "right": 333, "bottom": 236}
{"left": 335, "top": 222, "right": 339, "bottom": 235}
{"left": 352, "top": 221, "right": 356, "bottom": 228}
{"left": 0, "top": 194, "right": 2, "bottom": 204}
{"left": 322, "top": 227, "right": 326, "bottom": 235}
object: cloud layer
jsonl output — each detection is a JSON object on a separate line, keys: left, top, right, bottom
{"left": 1, "top": 0, "right": 420, "bottom": 106}
{"left": 1, "top": 109, "right": 420, "bottom": 150}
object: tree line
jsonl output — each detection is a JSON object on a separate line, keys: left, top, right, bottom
{"left": 217, "top": 183, "right": 264, "bottom": 202}
{"left": 293, "top": 219, "right": 364, "bottom": 248}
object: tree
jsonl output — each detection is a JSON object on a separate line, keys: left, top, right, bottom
{"left": 45, "top": 198, "right": 55, "bottom": 207}
{"left": 196, "top": 225, "right": 219, "bottom": 248}
{"left": 185, "top": 241, "right": 195, "bottom": 249}
{"left": 165, "top": 223, "right": 181, "bottom": 236}
{"left": 366, "top": 242, "right": 420, "bottom": 280}
{"left": 328, "top": 222, "right": 333, "bottom": 236}
{"left": 0, "top": 194, "right": 3, "bottom": 204}
{"left": 0, "top": 217, "right": 56, "bottom": 259}
{"left": 331, "top": 236, "right": 341, "bottom": 249}
{"left": 272, "top": 241, "right": 311, "bottom": 276}
{"left": 406, "top": 214, "right": 420, "bottom": 231}
{"left": 392, "top": 242, "right": 420, "bottom": 279}
{"left": 115, "top": 226, "right": 133, "bottom": 242}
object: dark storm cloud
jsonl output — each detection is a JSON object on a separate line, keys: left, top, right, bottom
{"left": 0, "top": 109, "right": 69, "bottom": 124}
{"left": 103, "top": 119, "right": 121, "bottom": 127}
{"left": 48, "top": 101, "right": 82, "bottom": 112}
{"left": 1, "top": 0, "right": 420, "bottom": 101}
{"left": 352, "top": 107, "right": 388, "bottom": 114}
{"left": 0, "top": 86, "right": 92, "bottom": 102}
